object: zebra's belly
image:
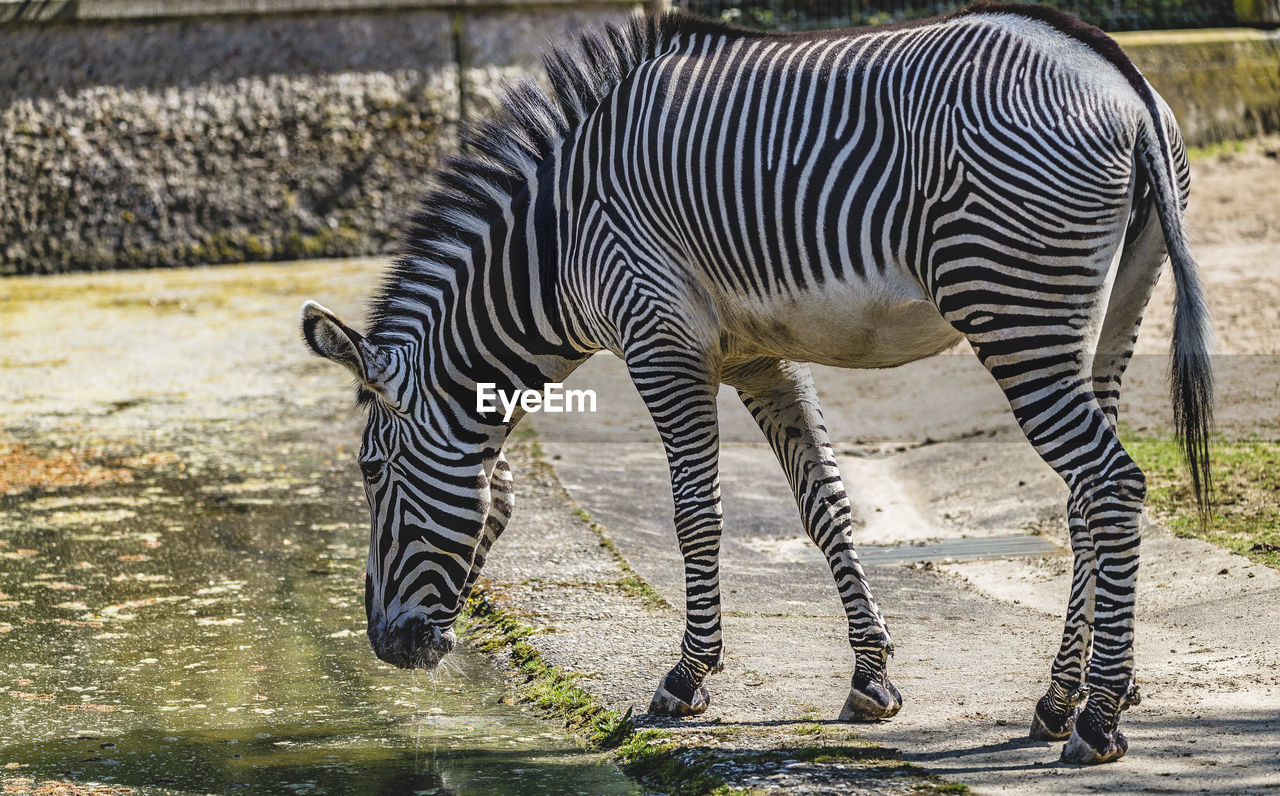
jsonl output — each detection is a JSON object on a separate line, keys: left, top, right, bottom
{"left": 720, "top": 283, "right": 964, "bottom": 369}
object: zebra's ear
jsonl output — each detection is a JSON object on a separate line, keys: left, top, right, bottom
{"left": 300, "top": 301, "right": 389, "bottom": 389}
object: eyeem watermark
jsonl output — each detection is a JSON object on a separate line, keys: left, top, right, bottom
{"left": 476, "top": 383, "right": 597, "bottom": 422}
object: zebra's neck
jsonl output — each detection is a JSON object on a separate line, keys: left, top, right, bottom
{"left": 382, "top": 183, "right": 590, "bottom": 446}
{"left": 361, "top": 16, "right": 679, "bottom": 440}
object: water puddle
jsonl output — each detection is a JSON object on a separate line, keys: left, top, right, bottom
{"left": 0, "top": 469, "right": 638, "bottom": 795}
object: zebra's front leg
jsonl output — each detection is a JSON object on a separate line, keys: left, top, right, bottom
{"left": 648, "top": 491, "right": 725, "bottom": 717}
{"left": 1030, "top": 510, "right": 1094, "bottom": 740}
{"left": 727, "top": 358, "right": 900, "bottom": 721}
{"left": 628, "top": 362, "right": 725, "bottom": 717}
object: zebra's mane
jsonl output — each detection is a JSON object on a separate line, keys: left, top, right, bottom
{"left": 367, "top": 13, "right": 671, "bottom": 341}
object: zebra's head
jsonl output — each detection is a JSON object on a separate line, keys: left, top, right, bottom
{"left": 300, "top": 300, "right": 497, "bottom": 670}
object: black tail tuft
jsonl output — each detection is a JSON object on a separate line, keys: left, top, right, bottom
{"left": 1170, "top": 269, "right": 1214, "bottom": 515}
{"left": 1133, "top": 92, "right": 1214, "bottom": 517}
{"left": 1139, "top": 131, "right": 1214, "bottom": 517}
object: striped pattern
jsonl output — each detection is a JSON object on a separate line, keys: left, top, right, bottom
{"left": 301, "top": 3, "right": 1211, "bottom": 761}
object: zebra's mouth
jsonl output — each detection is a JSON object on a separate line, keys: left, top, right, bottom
{"left": 369, "top": 617, "right": 456, "bottom": 670}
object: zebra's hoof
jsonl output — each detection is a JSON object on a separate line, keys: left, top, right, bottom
{"left": 1060, "top": 705, "right": 1128, "bottom": 765}
{"left": 648, "top": 682, "right": 710, "bottom": 717}
{"left": 1029, "top": 693, "right": 1081, "bottom": 741}
{"left": 1061, "top": 726, "right": 1128, "bottom": 765}
{"left": 838, "top": 675, "right": 902, "bottom": 722}
{"left": 1029, "top": 706, "right": 1070, "bottom": 747}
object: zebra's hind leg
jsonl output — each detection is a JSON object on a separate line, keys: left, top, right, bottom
{"left": 627, "top": 357, "right": 726, "bottom": 718}
{"left": 941, "top": 290, "right": 1146, "bottom": 763}
{"left": 975, "top": 365, "right": 1145, "bottom": 763}
{"left": 1031, "top": 203, "right": 1165, "bottom": 744}
{"left": 725, "top": 358, "right": 900, "bottom": 721}
{"left": 1029, "top": 511, "right": 1094, "bottom": 740}
{"left": 962, "top": 355, "right": 1144, "bottom": 763}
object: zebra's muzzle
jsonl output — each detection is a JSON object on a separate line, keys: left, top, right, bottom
{"left": 369, "top": 616, "right": 456, "bottom": 670}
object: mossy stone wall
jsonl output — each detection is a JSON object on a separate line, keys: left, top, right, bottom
{"left": 1118, "top": 29, "right": 1280, "bottom": 147}
{"left": 0, "top": 3, "right": 636, "bottom": 276}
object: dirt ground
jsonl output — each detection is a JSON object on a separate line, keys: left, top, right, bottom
{"left": 1142, "top": 137, "right": 1280, "bottom": 358}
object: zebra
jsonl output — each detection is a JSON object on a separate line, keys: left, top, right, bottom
{"left": 300, "top": 2, "right": 1212, "bottom": 766}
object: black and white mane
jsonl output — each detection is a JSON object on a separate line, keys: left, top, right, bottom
{"left": 367, "top": 15, "right": 663, "bottom": 344}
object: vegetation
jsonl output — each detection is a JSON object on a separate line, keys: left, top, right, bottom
{"left": 1186, "top": 138, "right": 1252, "bottom": 161}
{"left": 1125, "top": 435, "right": 1280, "bottom": 568}
{"left": 462, "top": 587, "right": 737, "bottom": 793}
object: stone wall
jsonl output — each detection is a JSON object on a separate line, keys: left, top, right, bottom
{"left": 0, "top": 1, "right": 638, "bottom": 275}
{"left": 2, "top": 6, "right": 1277, "bottom": 275}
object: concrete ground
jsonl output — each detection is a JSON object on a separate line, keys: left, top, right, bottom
{"left": 516, "top": 353, "right": 1280, "bottom": 794}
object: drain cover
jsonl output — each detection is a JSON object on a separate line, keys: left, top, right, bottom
{"left": 858, "top": 534, "right": 1062, "bottom": 565}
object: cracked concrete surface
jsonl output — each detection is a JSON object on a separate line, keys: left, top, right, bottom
{"left": 528, "top": 386, "right": 1280, "bottom": 792}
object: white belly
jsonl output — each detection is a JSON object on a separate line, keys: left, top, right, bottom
{"left": 720, "top": 280, "right": 963, "bottom": 368}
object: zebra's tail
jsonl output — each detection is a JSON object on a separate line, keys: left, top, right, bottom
{"left": 1135, "top": 100, "right": 1214, "bottom": 514}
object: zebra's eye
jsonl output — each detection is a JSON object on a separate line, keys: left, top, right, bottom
{"left": 358, "top": 459, "right": 385, "bottom": 482}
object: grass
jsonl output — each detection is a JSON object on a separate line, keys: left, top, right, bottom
{"left": 1186, "top": 138, "right": 1252, "bottom": 161}
{"left": 1124, "top": 435, "right": 1280, "bottom": 568}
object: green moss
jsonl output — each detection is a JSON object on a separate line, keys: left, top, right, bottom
{"left": 510, "top": 426, "right": 545, "bottom": 459}
{"left": 615, "top": 575, "right": 669, "bottom": 609}
{"left": 1124, "top": 434, "right": 1280, "bottom": 569}
{"left": 461, "top": 587, "right": 739, "bottom": 794}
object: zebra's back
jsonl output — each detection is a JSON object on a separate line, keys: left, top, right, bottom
{"left": 572, "top": 10, "right": 1157, "bottom": 367}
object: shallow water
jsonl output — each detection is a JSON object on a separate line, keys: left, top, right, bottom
{"left": 0, "top": 470, "right": 637, "bottom": 795}
{"left": 0, "top": 260, "right": 637, "bottom": 794}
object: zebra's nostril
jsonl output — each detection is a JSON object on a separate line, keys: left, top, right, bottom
{"left": 411, "top": 619, "right": 431, "bottom": 650}
{"left": 370, "top": 617, "right": 454, "bottom": 670}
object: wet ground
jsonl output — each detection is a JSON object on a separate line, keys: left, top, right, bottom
{"left": 0, "top": 263, "right": 638, "bottom": 795}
